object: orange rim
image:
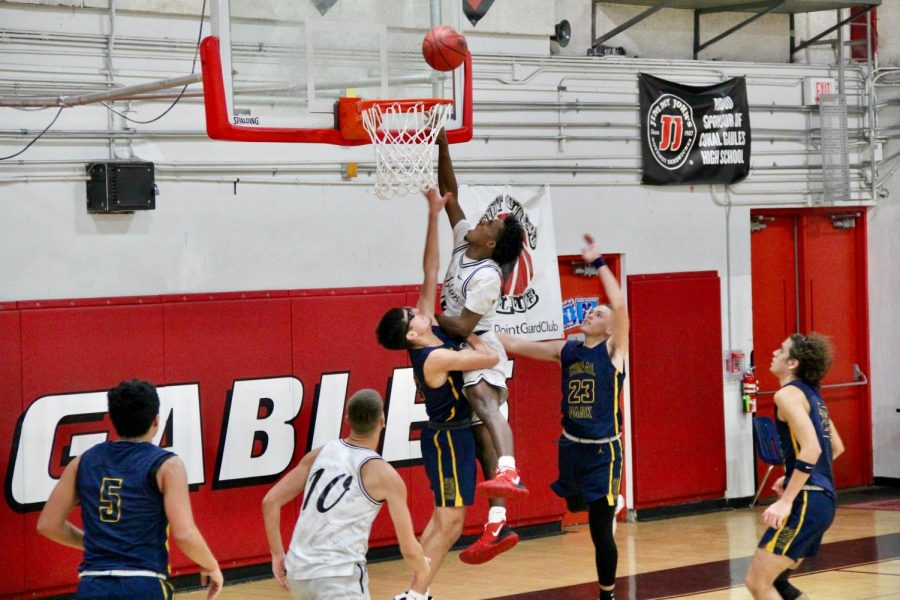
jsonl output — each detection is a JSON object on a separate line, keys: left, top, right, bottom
{"left": 357, "top": 98, "right": 453, "bottom": 112}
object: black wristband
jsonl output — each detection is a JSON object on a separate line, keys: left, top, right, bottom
{"left": 591, "top": 256, "right": 607, "bottom": 269}
{"left": 794, "top": 460, "right": 815, "bottom": 474}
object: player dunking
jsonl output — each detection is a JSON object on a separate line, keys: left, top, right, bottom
{"left": 376, "top": 188, "right": 500, "bottom": 598}
{"left": 37, "top": 379, "right": 222, "bottom": 599}
{"left": 262, "top": 389, "right": 429, "bottom": 600}
{"left": 744, "top": 334, "right": 845, "bottom": 600}
{"left": 435, "top": 131, "right": 528, "bottom": 564}
{"left": 498, "top": 236, "right": 628, "bottom": 600}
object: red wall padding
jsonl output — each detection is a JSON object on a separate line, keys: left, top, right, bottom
{"left": 0, "top": 308, "right": 25, "bottom": 597}
{"left": 627, "top": 272, "right": 727, "bottom": 509}
{"left": 1, "top": 287, "right": 563, "bottom": 598}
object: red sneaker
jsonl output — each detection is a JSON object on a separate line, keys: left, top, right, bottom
{"left": 459, "top": 521, "right": 519, "bottom": 565}
{"left": 476, "top": 468, "right": 528, "bottom": 499}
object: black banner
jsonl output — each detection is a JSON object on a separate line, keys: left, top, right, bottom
{"left": 463, "top": 0, "right": 495, "bottom": 26}
{"left": 639, "top": 74, "right": 751, "bottom": 185}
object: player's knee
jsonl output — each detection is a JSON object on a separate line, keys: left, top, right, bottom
{"left": 436, "top": 509, "right": 465, "bottom": 536}
{"left": 744, "top": 569, "right": 766, "bottom": 595}
{"left": 773, "top": 570, "right": 803, "bottom": 600}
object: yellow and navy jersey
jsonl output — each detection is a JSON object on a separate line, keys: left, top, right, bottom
{"left": 409, "top": 326, "right": 471, "bottom": 424}
{"left": 560, "top": 339, "right": 625, "bottom": 440}
{"left": 776, "top": 380, "right": 836, "bottom": 499}
{"left": 75, "top": 441, "right": 174, "bottom": 575}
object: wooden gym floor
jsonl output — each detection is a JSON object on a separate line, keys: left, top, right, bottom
{"left": 181, "top": 489, "right": 900, "bottom": 600}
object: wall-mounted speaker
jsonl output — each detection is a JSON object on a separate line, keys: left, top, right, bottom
{"left": 86, "top": 161, "right": 157, "bottom": 214}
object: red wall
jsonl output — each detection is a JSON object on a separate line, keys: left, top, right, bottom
{"left": 0, "top": 287, "right": 563, "bottom": 599}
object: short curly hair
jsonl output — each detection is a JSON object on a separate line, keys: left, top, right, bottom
{"left": 788, "top": 332, "right": 832, "bottom": 386}
{"left": 492, "top": 216, "right": 524, "bottom": 267}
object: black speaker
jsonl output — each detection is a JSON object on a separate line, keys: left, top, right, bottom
{"left": 86, "top": 161, "right": 157, "bottom": 214}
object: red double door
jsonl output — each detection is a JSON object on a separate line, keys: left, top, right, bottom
{"left": 750, "top": 208, "right": 872, "bottom": 495}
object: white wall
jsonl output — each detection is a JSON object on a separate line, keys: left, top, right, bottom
{"left": 1, "top": 0, "right": 897, "bottom": 492}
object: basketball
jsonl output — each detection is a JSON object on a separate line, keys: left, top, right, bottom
{"left": 422, "top": 25, "right": 468, "bottom": 72}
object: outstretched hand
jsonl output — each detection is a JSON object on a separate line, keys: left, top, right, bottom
{"left": 424, "top": 187, "right": 450, "bottom": 214}
{"left": 581, "top": 234, "right": 602, "bottom": 263}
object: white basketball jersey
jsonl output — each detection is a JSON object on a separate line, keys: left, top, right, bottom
{"left": 442, "top": 219, "right": 503, "bottom": 332}
{"left": 285, "top": 439, "right": 384, "bottom": 580}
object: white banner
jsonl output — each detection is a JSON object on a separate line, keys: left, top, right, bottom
{"left": 458, "top": 185, "right": 564, "bottom": 341}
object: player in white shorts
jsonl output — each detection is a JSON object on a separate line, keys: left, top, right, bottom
{"left": 435, "top": 130, "right": 528, "bottom": 565}
{"left": 262, "top": 389, "right": 429, "bottom": 599}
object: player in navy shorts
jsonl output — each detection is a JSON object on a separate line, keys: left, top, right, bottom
{"left": 38, "top": 379, "right": 222, "bottom": 599}
{"left": 377, "top": 188, "right": 500, "bottom": 600}
{"left": 499, "top": 234, "right": 628, "bottom": 600}
{"left": 745, "top": 334, "right": 845, "bottom": 600}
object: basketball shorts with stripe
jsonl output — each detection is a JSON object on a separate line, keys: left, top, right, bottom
{"left": 288, "top": 565, "right": 369, "bottom": 600}
{"left": 758, "top": 490, "right": 836, "bottom": 561}
{"left": 551, "top": 436, "right": 622, "bottom": 510}
{"left": 460, "top": 331, "right": 509, "bottom": 426}
{"left": 76, "top": 576, "right": 173, "bottom": 600}
{"left": 421, "top": 425, "right": 477, "bottom": 507}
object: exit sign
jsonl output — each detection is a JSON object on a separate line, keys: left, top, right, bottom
{"left": 804, "top": 77, "right": 837, "bottom": 105}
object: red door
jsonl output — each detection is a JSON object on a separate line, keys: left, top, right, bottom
{"left": 750, "top": 209, "right": 871, "bottom": 494}
{"left": 628, "top": 271, "right": 727, "bottom": 509}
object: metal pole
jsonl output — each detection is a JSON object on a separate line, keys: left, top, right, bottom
{"left": 837, "top": 9, "right": 845, "bottom": 95}
{"left": 866, "top": 8, "right": 876, "bottom": 204}
{"left": 0, "top": 73, "right": 202, "bottom": 108}
{"left": 106, "top": 0, "right": 117, "bottom": 159}
{"left": 431, "top": 0, "right": 442, "bottom": 98}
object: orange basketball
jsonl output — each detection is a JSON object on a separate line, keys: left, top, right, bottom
{"left": 422, "top": 25, "right": 468, "bottom": 72}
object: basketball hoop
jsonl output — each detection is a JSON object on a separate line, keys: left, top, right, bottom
{"left": 358, "top": 99, "right": 453, "bottom": 200}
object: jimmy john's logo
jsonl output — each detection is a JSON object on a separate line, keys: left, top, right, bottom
{"left": 647, "top": 94, "right": 696, "bottom": 170}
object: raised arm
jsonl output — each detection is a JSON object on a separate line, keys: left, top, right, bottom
{"left": 437, "top": 129, "right": 465, "bottom": 228}
{"left": 36, "top": 456, "right": 84, "bottom": 550}
{"left": 583, "top": 234, "right": 629, "bottom": 363}
{"left": 159, "top": 457, "right": 223, "bottom": 599}
{"left": 362, "top": 460, "right": 430, "bottom": 592}
{"left": 416, "top": 188, "right": 450, "bottom": 321}
{"left": 261, "top": 447, "right": 321, "bottom": 590}
{"left": 498, "top": 332, "right": 565, "bottom": 364}
{"left": 762, "top": 387, "right": 822, "bottom": 529}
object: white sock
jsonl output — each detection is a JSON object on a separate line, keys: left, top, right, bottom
{"left": 405, "top": 591, "right": 429, "bottom": 600}
{"left": 488, "top": 506, "right": 507, "bottom": 524}
{"left": 497, "top": 456, "right": 516, "bottom": 471}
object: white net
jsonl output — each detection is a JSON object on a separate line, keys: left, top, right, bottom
{"left": 360, "top": 100, "right": 453, "bottom": 200}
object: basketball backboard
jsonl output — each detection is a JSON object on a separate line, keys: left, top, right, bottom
{"left": 201, "top": 0, "right": 471, "bottom": 145}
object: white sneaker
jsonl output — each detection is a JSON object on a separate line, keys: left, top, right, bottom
{"left": 612, "top": 494, "right": 625, "bottom": 535}
{"left": 393, "top": 591, "right": 432, "bottom": 600}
